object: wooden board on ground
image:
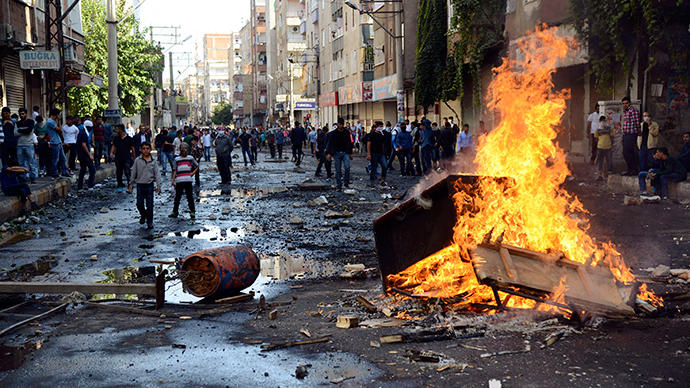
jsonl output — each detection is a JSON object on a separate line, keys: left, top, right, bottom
{"left": 471, "top": 242, "right": 635, "bottom": 316}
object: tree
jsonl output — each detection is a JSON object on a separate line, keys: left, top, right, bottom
{"left": 447, "top": 0, "right": 507, "bottom": 106}
{"left": 415, "top": 0, "right": 449, "bottom": 109}
{"left": 570, "top": 0, "right": 690, "bottom": 96}
{"left": 67, "top": 0, "right": 163, "bottom": 117}
{"left": 211, "top": 102, "right": 234, "bottom": 125}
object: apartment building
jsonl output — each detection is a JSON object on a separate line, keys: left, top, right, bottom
{"left": 202, "top": 33, "right": 233, "bottom": 122}
{"left": 273, "top": 0, "right": 311, "bottom": 126}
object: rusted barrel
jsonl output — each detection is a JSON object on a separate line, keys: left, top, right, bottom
{"left": 180, "top": 245, "right": 260, "bottom": 298}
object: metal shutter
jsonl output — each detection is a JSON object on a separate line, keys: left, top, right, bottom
{"left": 3, "top": 54, "right": 26, "bottom": 112}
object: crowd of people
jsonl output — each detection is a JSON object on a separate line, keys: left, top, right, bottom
{"left": 6, "top": 98, "right": 690, "bottom": 223}
{"left": 588, "top": 97, "right": 690, "bottom": 200}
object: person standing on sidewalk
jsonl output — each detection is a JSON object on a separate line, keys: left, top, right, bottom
{"left": 110, "top": 124, "right": 135, "bottom": 193}
{"left": 15, "top": 108, "right": 37, "bottom": 183}
{"left": 202, "top": 129, "right": 212, "bottom": 162}
{"left": 33, "top": 116, "right": 49, "bottom": 176}
{"left": 367, "top": 121, "right": 387, "bottom": 186}
{"left": 238, "top": 128, "right": 254, "bottom": 166}
{"left": 637, "top": 111, "right": 659, "bottom": 172}
{"left": 62, "top": 116, "right": 79, "bottom": 173}
{"left": 326, "top": 118, "right": 353, "bottom": 189}
{"left": 290, "top": 121, "right": 306, "bottom": 166}
{"left": 214, "top": 129, "right": 233, "bottom": 185}
{"left": 169, "top": 143, "right": 198, "bottom": 219}
{"left": 91, "top": 116, "right": 106, "bottom": 170}
{"left": 276, "top": 129, "right": 285, "bottom": 159}
{"left": 46, "top": 108, "right": 69, "bottom": 178}
{"left": 587, "top": 108, "right": 600, "bottom": 165}
{"left": 76, "top": 123, "right": 96, "bottom": 191}
{"left": 129, "top": 141, "right": 162, "bottom": 229}
{"left": 621, "top": 97, "right": 640, "bottom": 176}
{"left": 1, "top": 107, "right": 18, "bottom": 166}
{"left": 594, "top": 116, "right": 613, "bottom": 181}
{"left": 315, "top": 126, "right": 332, "bottom": 179}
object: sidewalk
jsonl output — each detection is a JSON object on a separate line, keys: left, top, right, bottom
{"left": 0, "top": 165, "right": 116, "bottom": 223}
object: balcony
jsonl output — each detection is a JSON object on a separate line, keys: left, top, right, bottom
{"left": 311, "top": 9, "right": 318, "bottom": 24}
{"left": 299, "top": 21, "right": 307, "bottom": 35}
{"left": 234, "top": 91, "right": 244, "bottom": 100}
{"left": 333, "top": 36, "right": 344, "bottom": 52}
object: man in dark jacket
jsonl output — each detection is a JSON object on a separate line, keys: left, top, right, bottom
{"left": 676, "top": 132, "right": 690, "bottom": 171}
{"left": 315, "top": 126, "right": 332, "bottom": 179}
{"left": 326, "top": 118, "right": 353, "bottom": 189}
{"left": 289, "top": 121, "right": 306, "bottom": 166}
{"left": 639, "top": 147, "right": 687, "bottom": 199}
{"left": 214, "top": 130, "right": 233, "bottom": 185}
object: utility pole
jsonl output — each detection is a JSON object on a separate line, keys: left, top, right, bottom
{"left": 289, "top": 60, "right": 294, "bottom": 126}
{"left": 394, "top": 0, "right": 404, "bottom": 123}
{"left": 169, "top": 51, "right": 176, "bottom": 128}
{"left": 106, "top": 0, "right": 119, "bottom": 112}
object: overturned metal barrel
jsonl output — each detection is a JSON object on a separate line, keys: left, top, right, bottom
{"left": 180, "top": 245, "right": 260, "bottom": 299}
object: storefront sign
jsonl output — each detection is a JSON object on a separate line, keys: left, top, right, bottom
{"left": 319, "top": 92, "right": 338, "bottom": 108}
{"left": 294, "top": 101, "right": 317, "bottom": 110}
{"left": 373, "top": 74, "right": 398, "bottom": 101}
{"left": 19, "top": 50, "right": 60, "bottom": 70}
{"left": 338, "top": 82, "right": 373, "bottom": 105}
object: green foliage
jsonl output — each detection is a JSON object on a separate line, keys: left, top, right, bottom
{"left": 211, "top": 102, "right": 234, "bottom": 125}
{"left": 569, "top": 0, "right": 688, "bottom": 95}
{"left": 448, "top": 0, "right": 507, "bottom": 106}
{"left": 67, "top": 0, "right": 163, "bottom": 117}
{"left": 414, "top": 0, "right": 448, "bottom": 108}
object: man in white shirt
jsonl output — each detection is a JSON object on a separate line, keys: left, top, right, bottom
{"left": 456, "top": 124, "right": 475, "bottom": 154}
{"left": 126, "top": 122, "right": 136, "bottom": 137}
{"left": 32, "top": 106, "right": 40, "bottom": 121}
{"left": 62, "top": 115, "right": 80, "bottom": 173}
{"left": 172, "top": 131, "right": 183, "bottom": 157}
{"left": 201, "top": 130, "right": 212, "bottom": 162}
{"left": 587, "top": 109, "right": 600, "bottom": 165}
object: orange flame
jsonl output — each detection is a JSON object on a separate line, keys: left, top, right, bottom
{"left": 387, "top": 26, "right": 660, "bottom": 312}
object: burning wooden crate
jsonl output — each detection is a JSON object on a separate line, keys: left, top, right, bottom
{"left": 373, "top": 175, "right": 636, "bottom": 317}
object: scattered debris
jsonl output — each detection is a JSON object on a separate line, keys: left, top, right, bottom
{"left": 307, "top": 195, "right": 328, "bottom": 207}
{"left": 214, "top": 292, "right": 255, "bottom": 304}
{"left": 402, "top": 349, "right": 444, "bottom": 363}
{"left": 360, "top": 318, "right": 410, "bottom": 328}
{"left": 90, "top": 255, "right": 98, "bottom": 261}
{"left": 651, "top": 265, "right": 671, "bottom": 277}
{"left": 356, "top": 295, "right": 377, "bottom": 313}
{"left": 289, "top": 216, "right": 304, "bottom": 225}
{"left": 542, "top": 330, "right": 566, "bottom": 348}
{"left": 221, "top": 206, "right": 231, "bottom": 215}
{"left": 171, "top": 343, "right": 186, "bottom": 349}
{"left": 330, "top": 376, "right": 354, "bottom": 384}
{"left": 480, "top": 345, "right": 531, "bottom": 358}
{"left": 636, "top": 298, "right": 658, "bottom": 314}
{"left": 269, "top": 309, "right": 278, "bottom": 320}
{"left": 300, "top": 328, "right": 311, "bottom": 338}
{"left": 343, "top": 189, "right": 357, "bottom": 195}
{"left": 488, "top": 379, "right": 502, "bottom": 388}
{"left": 99, "top": 207, "right": 109, "bottom": 213}
{"left": 336, "top": 315, "right": 359, "bottom": 329}
{"left": 437, "top": 363, "right": 469, "bottom": 372}
{"left": 260, "top": 336, "right": 330, "bottom": 351}
{"left": 324, "top": 210, "right": 353, "bottom": 219}
{"left": 623, "top": 196, "right": 642, "bottom": 206}
{"left": 295, "top": 364, "right": 309, "bottom": 379}
{"left": 207, "top": 214, "right": 217, "bottom": 220}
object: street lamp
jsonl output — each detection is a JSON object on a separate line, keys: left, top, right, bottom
{"left": 288, "top": 56, "right": 296, "bottom": 126}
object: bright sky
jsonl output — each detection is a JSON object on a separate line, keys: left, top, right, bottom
{"left": 136, "top": 0, "right": 251, "bottom": 82}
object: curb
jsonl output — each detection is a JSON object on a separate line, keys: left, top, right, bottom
{"left": 607, "top": 174, "right": 690, "bottom": 199}
{"left": 0, "top": 166, "right": 116, "bottom": 224}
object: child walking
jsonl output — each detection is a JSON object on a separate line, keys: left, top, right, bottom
{"left": 169, "top": 143, "right": 198, "bottom": 219}
{"left": 129, "top": 141, "right": 162, "bottom": 229}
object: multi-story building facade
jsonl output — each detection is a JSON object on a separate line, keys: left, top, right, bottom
{"left": 202, "top": 33, "right": 233, "bottom": 123}
{"left": 274, "top": 0, "right": 311, "bottom": 126}
{"left": 1, "top": 0, "right": 85, "bottom": 115}
{"left": 227, "top": 33, "right": 243, "bottom": 126}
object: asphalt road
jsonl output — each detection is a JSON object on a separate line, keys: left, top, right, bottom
{"left": 0, "top": 148, "right": 688, "bottom": 387}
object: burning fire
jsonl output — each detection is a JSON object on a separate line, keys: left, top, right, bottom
{"left": 388, "top": 26, "right": 662, "bottom": 311}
